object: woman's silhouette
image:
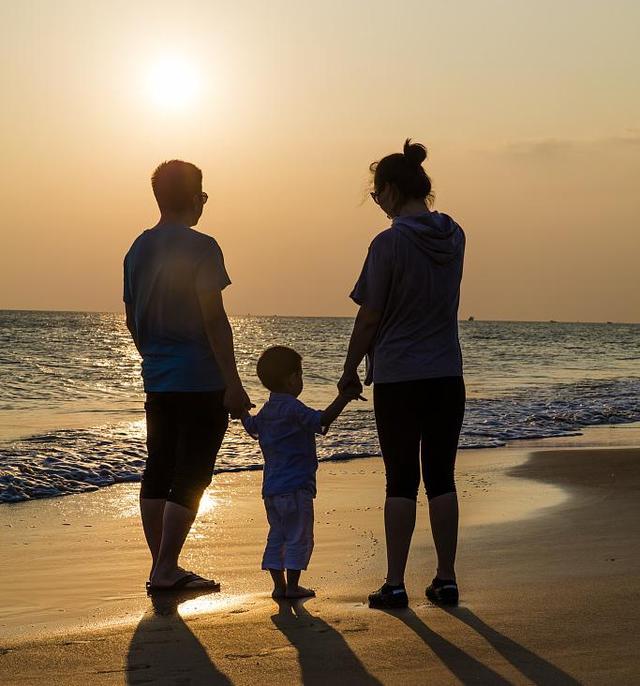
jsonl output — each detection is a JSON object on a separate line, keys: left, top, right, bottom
{"left": 339, "top": 139, "right": 466, "bottom": 609}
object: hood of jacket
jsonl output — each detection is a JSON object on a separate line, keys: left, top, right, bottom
{"left": 392, "top": 211, "right": 465, "bottom": 265}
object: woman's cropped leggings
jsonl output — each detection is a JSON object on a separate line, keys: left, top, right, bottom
{"left": 373, "top": 376, "right": 466, "bottom": 501}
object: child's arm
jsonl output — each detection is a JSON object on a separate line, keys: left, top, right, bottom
{"left": 241, "top": 411, "right": 259, "bottom": 440}
{"left": 320, "top": 393, "right": 354, "bottom": 431}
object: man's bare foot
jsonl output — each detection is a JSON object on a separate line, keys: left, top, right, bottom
{"left": 285, "top": 585, "right": 316, "bottom": 599}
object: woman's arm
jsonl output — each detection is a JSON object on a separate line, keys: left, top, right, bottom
{"left": 338, "top": 304, "right": 382, "bottom": 394}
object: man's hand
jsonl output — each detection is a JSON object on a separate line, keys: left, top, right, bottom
{"left": 224, "top": 381, "right": 254, "bottom": 419}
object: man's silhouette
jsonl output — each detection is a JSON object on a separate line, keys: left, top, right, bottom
{"left": 124, "top": 160, "right": 251, "bottom": 590}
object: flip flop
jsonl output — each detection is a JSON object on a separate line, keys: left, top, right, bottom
{"left": 147, "top": 572, "right": 220, "bottom": 594}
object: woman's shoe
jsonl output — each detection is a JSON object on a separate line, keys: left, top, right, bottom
{"left": 425, "top": 577, "right": 458, "bottom": 605}
{"left": 368, "top": 583, "right": 408, "bottom": 609}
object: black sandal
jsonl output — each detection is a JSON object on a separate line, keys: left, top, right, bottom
{"left": 147, "top": 572, "right": 220, "bottom": 594}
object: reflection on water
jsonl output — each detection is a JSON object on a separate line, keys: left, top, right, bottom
{"left": 3, "top": 312, "right": 639, "bottom": 414}
{"left": 194, "top": 489, "right": 224, "bottom": 517}
{"left": 113, "top": 484, "right": 141, "bottom": 519}
{"left": 90, "top": 476, "right": 227, "bottom": 521}
{"left": 175, "top": 591, "right": 253, "bottom": 618}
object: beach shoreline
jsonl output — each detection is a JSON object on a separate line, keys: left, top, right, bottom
{"left": 1, "top": 425, "right": 639, "bottom": 684}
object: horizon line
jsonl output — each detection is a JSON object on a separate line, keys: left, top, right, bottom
{"left": 0, "top": 307, "right": 637, "bottom": 326}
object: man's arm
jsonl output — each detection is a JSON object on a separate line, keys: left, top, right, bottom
{"left": 198, "top": 289, "right": 252, "bottom": 418}
{"left": 125, "top": 303, "right": 141, "bottom": 355}
{"left": 338, "top": 304, "right": 382, "bottom": 394}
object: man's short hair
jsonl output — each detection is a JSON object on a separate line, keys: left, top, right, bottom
{"left": 151, "top": 160, "right": 202, "bottom": 213}
{"left": 256, "top": 346, "right": 302, "bottom": 392}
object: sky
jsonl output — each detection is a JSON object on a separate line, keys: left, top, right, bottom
{"left": 1, "top": 0, "right": 639, "bottom": 321}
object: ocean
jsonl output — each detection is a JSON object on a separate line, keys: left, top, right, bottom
{"left": 1, "top": 310, "right": 638, "bottom": 503}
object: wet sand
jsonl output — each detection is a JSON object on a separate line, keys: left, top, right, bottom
{"left": 1, "top": 436, "right": 639, "bottom": 684}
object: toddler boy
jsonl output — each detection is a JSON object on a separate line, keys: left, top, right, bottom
{"left": 242, "top": 345, "right": 357, "bottom": 598}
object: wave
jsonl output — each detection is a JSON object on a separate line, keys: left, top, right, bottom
{"left": 1, "top": 377, "right": 639, "bottom": 504}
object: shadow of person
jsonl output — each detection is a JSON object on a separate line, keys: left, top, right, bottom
{"left": 126, "top": 588, "right": 232, "bottom": 685}
{"left": 271, "top": 598, "right": 382, "bottom": 686}
{"left": 380, "top": 607, "right": 512, "bottom": 685}
{"left": 442, "top": 606, "right": 581, "bottom": 686}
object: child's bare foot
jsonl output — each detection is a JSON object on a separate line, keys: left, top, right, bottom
{"left": 268, "top": 569, "right": 287, "bottom": 599}
{"left": 286, "top": 585, "right": 316, "bottom": 599}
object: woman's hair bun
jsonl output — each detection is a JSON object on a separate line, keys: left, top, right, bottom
{"left": 403, "top": 138, "right": 427, "bottom": 166}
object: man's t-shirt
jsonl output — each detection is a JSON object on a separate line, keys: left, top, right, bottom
{"left": 241, "top": 393, "right": 324, "bottom": 498}
{"left": 123, "top": 222, "right": 231, "bottom": 392}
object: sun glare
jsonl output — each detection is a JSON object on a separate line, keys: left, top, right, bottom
{"left": 146, "top": 56, "right": 200, "bottom": 110}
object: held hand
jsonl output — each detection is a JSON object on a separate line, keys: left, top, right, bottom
{"left": 341, "top": 385, "right": 366, "bottom": 401}
{"left": 338, "top": 370, "right": 364, "bottom": 401}
{"left": 224, "top": 381, "right": 254, "bottom": 420}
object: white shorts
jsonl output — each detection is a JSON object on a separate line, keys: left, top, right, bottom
{"left": 262, "top": 489, "right": 314, "bottom": 571}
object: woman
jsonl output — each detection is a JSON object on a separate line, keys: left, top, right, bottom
{"left": 339, "top": 139, "right": 466, "bottom": 609}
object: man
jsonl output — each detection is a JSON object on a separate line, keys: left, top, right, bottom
{"left": 124, "top": 160, "right": 252, "bottom": 591}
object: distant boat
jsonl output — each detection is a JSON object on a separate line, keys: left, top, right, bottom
{"left": 550, "top": 320, "right": 557, "bottom": 323}
{"left": 468, "top": 316, "right": 475, "bottom": 321}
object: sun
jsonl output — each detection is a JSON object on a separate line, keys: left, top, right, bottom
{"left": 146, "top": 56, "right": 200, "bottom": 110}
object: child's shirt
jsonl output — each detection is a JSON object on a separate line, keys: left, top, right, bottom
{"left": 241, "top": 392, "right": 324, "bottom": 498}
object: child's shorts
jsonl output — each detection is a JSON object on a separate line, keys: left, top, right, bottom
{"left": 262, "top": 488, "right": 314, "bottom": 571}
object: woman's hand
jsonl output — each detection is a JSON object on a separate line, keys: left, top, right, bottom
{"left": 338, "top": 369, "right": 363, "bottom": 399}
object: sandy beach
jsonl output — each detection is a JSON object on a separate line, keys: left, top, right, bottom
{"left": 1, "top": 427, "right": 639, "bottom": 685}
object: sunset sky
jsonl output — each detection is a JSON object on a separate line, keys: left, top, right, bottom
{"left": 1, "top": 1, "right": 638, "bottom": 321}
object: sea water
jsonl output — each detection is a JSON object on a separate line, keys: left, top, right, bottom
{"left": 0, "top": 311, "right": 638, "bottom": 503}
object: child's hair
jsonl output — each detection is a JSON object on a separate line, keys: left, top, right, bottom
{"left": 256, "top": 346, "right": 302, "bottom": 392}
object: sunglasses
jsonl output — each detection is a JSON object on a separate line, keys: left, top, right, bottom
{"left": 370, "top": 183, "right": 388, "bottom": 205}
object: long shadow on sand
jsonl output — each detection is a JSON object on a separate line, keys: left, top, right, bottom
{"left": 271, "top": 598, "right": 382, "bottom": 686}
{"left": 442, "top": 606, "right": 582, "bottom": 685}
{"left": 126, "top": 590, "right": 232, "bottom": 685}
{"left": 381, "top": 607, "right": 512, "bottom": 685}
{"left": 383, "top": 606, "right": 581, "bottom": 685}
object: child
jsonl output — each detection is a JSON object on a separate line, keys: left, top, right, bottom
{"left": 242, "top": 345, "right": 359, "bottom": 599}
